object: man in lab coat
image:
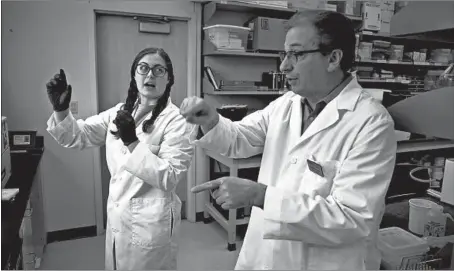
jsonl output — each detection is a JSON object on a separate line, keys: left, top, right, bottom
{"left": 181, "top": 10, "right": 397, "bottom": 270}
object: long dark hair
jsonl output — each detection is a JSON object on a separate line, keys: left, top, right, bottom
{"left": 123, "top": 47, "right": 175, "bottom": 133}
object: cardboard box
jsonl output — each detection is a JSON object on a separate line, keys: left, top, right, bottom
{"left": 287, "top": 0, "right": 319, "bottom": 10}
{"left": 253, "top": 1, "right": 288, "bottom": 8}
{"left": 381, "top": 0, "right": 395, "bottom": 12}
{"left": 335, "top": 0, "right": 355, "bottom": 15}
{"left": 353, "top": 1, "right": 362, "bottom": 16}
{"left": 362, "top": 2, "right": 381, "bottom": 31}
{"left": 380, "top": 20, "right": 391, "bottom": 34}
{"left": 319, "top": 3, "right": 337, "bottom": 11}
{"left": 381, "top": 10, "right": 394, "bottom": 23}
{"left": 251, "top": 17, "right": 289, "bottom": 52}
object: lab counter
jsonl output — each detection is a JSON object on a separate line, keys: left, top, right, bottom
{"left": 1, "top": 141, "right": 45, "bottom": 270}
{"left": 381, "top": 196, "right": 454, "bottom": 235}
{"left": 380, "top": 196, "right": 454, "bottom": 269}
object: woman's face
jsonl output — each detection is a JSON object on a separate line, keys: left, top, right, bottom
{"left": 134, "top": 53, "right": 169, "bottom": 102}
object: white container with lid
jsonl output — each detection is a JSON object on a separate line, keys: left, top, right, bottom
{"left": 378, "top": 227, "right": 430, "bottom": 269}
{"left": 203, "top": 25, "right": 251, "bottom": 50}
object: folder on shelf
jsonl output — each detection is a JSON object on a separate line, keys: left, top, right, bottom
{"left": 204, "top": 66, "right": 220, "bottom": 90}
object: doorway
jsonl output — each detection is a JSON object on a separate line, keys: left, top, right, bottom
{"left": 95, "top": 13, "right": 189, "bottom": 227}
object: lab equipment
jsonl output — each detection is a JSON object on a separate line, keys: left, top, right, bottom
{"left": 408, "top": 198, "right": 438, "bottom": 235}
{"left": 217, "top": 105, "right": 248, "bottom": 121}
{"left": 378, "top": 227, "right": 430, "bottom": 270}
{"left": 436, "top": 63, "right": 454, "bottom": 88}
{"left": 423, "top": 204, "right": 454, "bottom": 237}
{"left": 441, "top": 158, "right": 454, "bottom": 206}
{"left": 1, "top": 116, "right": 11, "bottom": 188}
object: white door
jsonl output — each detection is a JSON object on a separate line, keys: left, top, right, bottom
{"left": 95, "top": 13, "right": 188, "bottom": 227}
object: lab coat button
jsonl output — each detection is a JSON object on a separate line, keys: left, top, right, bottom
{"left": 291, "top": 157, "right": 298, "bottom": 164}
{"left": 115, "top": 203, "right": 119, "bottom": 207}
{"left": 122, "top": 147, "right": 127, "bottom": 154}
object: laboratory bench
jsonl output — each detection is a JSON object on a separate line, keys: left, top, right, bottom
{"left": 2, "top": 137, "right": 46, "bottom": 270}
{"left": 380, "top": 196, "right": 454, "bottom": 270}
{"left": 201, "top": 139, "right": 454, "bottom": 252}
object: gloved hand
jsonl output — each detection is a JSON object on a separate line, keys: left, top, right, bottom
{"left": 46, "top": 69, "right": 72, "bottom": 112}
{"left": 111, "top": 110, "right": 138, "bottom": 146}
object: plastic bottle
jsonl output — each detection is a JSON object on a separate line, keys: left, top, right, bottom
{"left": 423, "top": 205, "right": 447, "bottom": 237}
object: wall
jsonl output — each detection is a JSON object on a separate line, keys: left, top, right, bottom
{"left": 1, "top": 0, "right": 200, "bottom": 232}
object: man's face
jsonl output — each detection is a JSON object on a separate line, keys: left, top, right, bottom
{"left": 280, "top": 24, "right": 331, "bottom": 100}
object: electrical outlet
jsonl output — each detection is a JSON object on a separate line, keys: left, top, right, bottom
{"left": 70, "top": 101, "right": 78, "bottom": 115}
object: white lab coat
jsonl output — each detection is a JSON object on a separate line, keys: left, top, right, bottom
{"left": 47, "top": 100, "right": 195, "bottom": 270}
{"left": 195, "top": 78, "right": 397, "bottom": 270}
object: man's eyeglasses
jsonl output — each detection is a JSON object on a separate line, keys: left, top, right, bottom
{"left": 136, "top": 63, "right": 167, "bottom": 77}
{"left": 279, "top": 49, "right": 324, "bottom": 63}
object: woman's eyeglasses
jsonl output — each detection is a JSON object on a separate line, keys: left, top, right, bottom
{"left": 136, "top": 63, "right": 167, "bottom": 77}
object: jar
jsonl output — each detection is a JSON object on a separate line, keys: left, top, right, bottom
{"left": 438, "top": 73, "right": 454, "bottom": 88}
{"left": 424, "top": 70, "right": 443, "bottom": 91}
{"left": 436, "top": 63, "right": 454, "bottom": 88}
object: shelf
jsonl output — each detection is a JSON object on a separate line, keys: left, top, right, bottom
{"left": 397, "top": 140, "right": 454, "bottom": 153}
{"left": 204, "top": 50, "right": 280, "bottom": 58}
{"left": 356, "top": 59, "right": 450, "bottom": 67}
{"left": 203, "top": 1, "right": 363, "bottom": 23}
{"left": 204, "top": 89, "right": 286, "bottom": 96}
{"left": 359, "top": 31, "right": 454, "bottom": 44}
{"left": 358, "top": 78, "right": 412, "bottom": 84}
{"left": 204, "top": 0, "right": 295, "bottom": 22}
{"left": 203, "top": 39, "right": 280, "bottom": 58}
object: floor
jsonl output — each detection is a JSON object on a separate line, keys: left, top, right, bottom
{"left": 39, "top": 220, "right": 244, "bottom": 270}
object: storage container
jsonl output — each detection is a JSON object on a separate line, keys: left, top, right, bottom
{"left": 373, "top": 40, "right": 391, "bottom": 48}
{"left": 378, "top": 227, "right": 430, "bottom": 269}
{"left": 424, "top": 70, "right": 444, "bottom": 91}
{"left": 203, "top": 25, "right": 251, "bottom": 50}
{"left": 431, "top": 49, "right": 452, "bottom": 64}
{"left": 390, "top": 45, "right": 404, "bottom": 61}
{"left": 358, "top": 42, "right": 373, "bottom": 60}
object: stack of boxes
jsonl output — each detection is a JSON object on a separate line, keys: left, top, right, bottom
{"left": 287, "top": 0, "right": 337, "bottom": 11}
{"left": 360, "top": 1, "right": 396, "bottom": 33}
{"left": 251, "top": 1, "right": 288, "bottom": 8}
{"left": 288, "top": 0, "right": 396, "bottom": 34}
{"left": 380, "top": 0, "right": 395, "bottom": 34}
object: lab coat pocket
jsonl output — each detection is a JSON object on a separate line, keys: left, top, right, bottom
{"left": 130, "top": 198, "right": 172, "bottom": 248}
{"left": 303, "top": 158, "right": 340, "bottom": 198}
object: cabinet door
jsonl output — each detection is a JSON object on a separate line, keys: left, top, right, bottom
{"left": 21, "top": 204, "right": 35, "bottom": 270}
{"left": 30, "top": 162, "right": 46, "bottom": 261}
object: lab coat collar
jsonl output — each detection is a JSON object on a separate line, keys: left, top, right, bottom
{"left": 290, "top": 75, "right": 361, "bottom": 112}
{"left": 334, "top": 77, "right": 362, "bottom": 112}
{"left": 289, "top": 77, "right": 362, "bottom": 149}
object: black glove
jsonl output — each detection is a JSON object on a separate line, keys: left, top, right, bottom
{"left": 111, "top": 110, "right": 138, "bottom": 146}
{"left": 46, "top": 69, "right": 72, "bottom": 112}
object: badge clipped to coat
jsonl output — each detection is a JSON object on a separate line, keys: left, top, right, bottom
{"left": 307, "top": 158, "right": 324, "bottom": 177}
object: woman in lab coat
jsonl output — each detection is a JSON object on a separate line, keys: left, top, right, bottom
{"left": 45, "top": 48, "right": 195, "bottom": 270}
